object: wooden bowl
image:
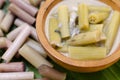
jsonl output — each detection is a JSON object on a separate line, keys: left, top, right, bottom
{"left": 36, "top": 0, "right": 120, "bottom": 72}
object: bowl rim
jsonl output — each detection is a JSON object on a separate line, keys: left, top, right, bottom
{"left": 36, "top": 0, "right": 120, "bottom": 72}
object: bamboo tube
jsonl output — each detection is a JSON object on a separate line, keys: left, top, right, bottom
{"left": 89, "top": 12, "right": 109, "bottom": 24}
{"left": 68, "top": 46, "right": 106, "bottom": 60}
{"left": 8, "top": 3, "right": 35, "bottom": 25}
{"left": 26, "top": 39, "right": 47, "bottom": 58}
{"left": 105, "top": 11, "right": 120, "bottom": 53}
{"left": 10, "top": 0, "right": 38, "bottom": 17}
{"left": 0, "top": 29, "right": 4, "bottom": 37}
{"left": 0, "top": 0, "right": 5, "bottom": 8}
{"left": 14, "top": 18, "right": 26, "bottom": 26}
{"left": 0, "top": 37, "right": 12, "bottom": 48}
{"left": 0, "top": 72, "right": 34, "bottom": 80}
{"left": 49, "top": 18, "right": 61, "bottom": 47}
{"left": 0, "top": 37, "right": 7, "bottom": 48}
{"left": 0, "top": 12, "right": 14, "bottom": 32}
{"left": 14, "top": 18, "right": 38, "bottom": 41}
{"left": 78, "top": 3, "right": 89, "bottom": 30}
{"left": 58, "top": 5, "right": 70, "bottom": 39}
{"left": 0, "top": 62, "right": 24, "bottom": 72}
{"left": 2, "top": 24, "right": 31, "bottom": 63}
{"left": 39, "top": 65, "right": 66, "bottom": 80}
{"left": 67, "top": 30, "right": 101, "bottom": 46}
{"left": 0, "top": 10, "right": 5, "bottom": 23}
{"left": 7, "top": 26, "right": 23, "bottom": 41}
{"left": 19, "top": 44, "right": 53, "bottom": 68}
{"left": 88, "top": 5, "right": 111, "bottom": 12}
{"left": 29, "top": 0, "right": 41, "bottom": 7}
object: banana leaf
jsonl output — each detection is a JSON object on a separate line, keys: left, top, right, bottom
{"left": 2, "top": 0, "right": 120, "bottom": 80}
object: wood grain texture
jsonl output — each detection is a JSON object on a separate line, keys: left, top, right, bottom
{"left": 36, "top": 0, "right": 120, "bottom": 72}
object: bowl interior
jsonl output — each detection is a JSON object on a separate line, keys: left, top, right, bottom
{"left": 36, "top": 0, "right": 120, "bottom": 72}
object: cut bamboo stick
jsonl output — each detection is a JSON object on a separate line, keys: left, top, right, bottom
{"left": 105, "top": 11, "right": 120, "bottom": 53}
{"left": 0, "top": 37, "right": 7, "bottom": 48}
{"left": 14, "top": 18, "right": 38, "bottom": 41}
{"left": 90, "top": 24, "right": 106, "bottom": 41}
{"left": 78, "top": 3, "right": 89, "bottom": 30}
{"left": 68, "top": 46, "right": 106, "bottom": 60}
{"left": 19, "top": 44, "right": 53, "bottom": 68}
{"left": 58, "top": 5, "right": 70, "bottom": 39}
{"left": 8, "top": 3, "right": 35, "bottom": 25}
{"left": 0, "top": 62, "right": 24, "bottom": 72}
{"left": 2, "top": 24, "right": 31, "bottom": 63}
{"left": 0, "top": 10, "right": 5, "bottom": 23}
{"left": 26, "top": 38, "right": 47, "bottom": 58}
{"left": 67, "top": 30, "right": 101, "bottom": 46}
{"left": 10, "top": 0, "right": 38, "bottom": 16}
{"left": 0, "top": 12, "right": 14, "bottom": 32}
{"left": 29, "top": 0, "right": 41, "bottom": 7}
{"left": 88, "top": 5, "right": 111, "bottom": 12}
{"left": 39, "top": 65, "right": 66, "bottom": 80}
{"left": 7, "top": 26, "right": 23, "bottom": 41}
{"left": 89, "top": 12, "right": 109, "bottom": 24}
{"left": 0, "top": 37, "right": 12, "bottom": 48}
{"left": 0, "top": 72, "right": 34, "bottom": 80}
{"left": 49, "top": 18, "right": 61, "bottom": 47}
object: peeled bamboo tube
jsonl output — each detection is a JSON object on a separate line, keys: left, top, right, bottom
{"left": 26, "top": 38, "right": 47, "bottom": 58}
{"left": 14, "top": 18, "right": 38, "bottom": 41}
{"left": 8, "top": 3, "right": 35, "bottom": 25}
{"left": 58, "top": 5, "right": 70, "bottom": 39}
{"left": 0, "top": 37, "right": 7, "bottom": 48}
{"left": 2, "top": 24, "right": 31, "bottom": 63}
{"left": 67, "top": 30, "right": 101, "bottom": 46}
{"left": 10, "top": 0, "right": 38, "bottom": 16}
{"left": 57, "top": 44, "right": 68, "bottom": 53}
{"left": 88, "top": 5, "right": 111, "bottom": 12}
{"left": 78, "top": 3, "right": 89, "bottom": 30}
{"left": 0, "top": 10, "right": 5, "bottom": 23}
{"left": 49, "top": 18, "right": 61, "bottom": 46}
{"left": 14, "top": 18, "right": 26, "bottom": 26}
{"left": 68, "top": 46, "right": 106, "bottom": 60}
{"left": 90, "top": 24, "right": 106, "bottom": 41}
{"left": 29, "top": 0, "right": 41, "bottom": 7}
{"left": 39, "top": 65, "right": 66, "bottom": 80}
{"left": 0, "top": 37, "right": 12, "bottom": 48}
{"left": 7, "top": 26, "right": 23, "bottom": 41}
{"left": 0, "top": 72, "right": 34, "bottom": 80}
{"left": 89, "top": 12, "right": 109, "bottom": 24}
{"left": 19, "top": 44, "right": 53, "bottom": 68}
{"left": 105, "top": 11, "right": 120, "bottom": 53}
{"left": 0, "top": 62, "right": 24, "bottom": 72}
{"left": 0, "top": 12, "right": 14, "bottom": 32}
{"left": 0, "top": 0, "right": 5, "bottom": 8}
